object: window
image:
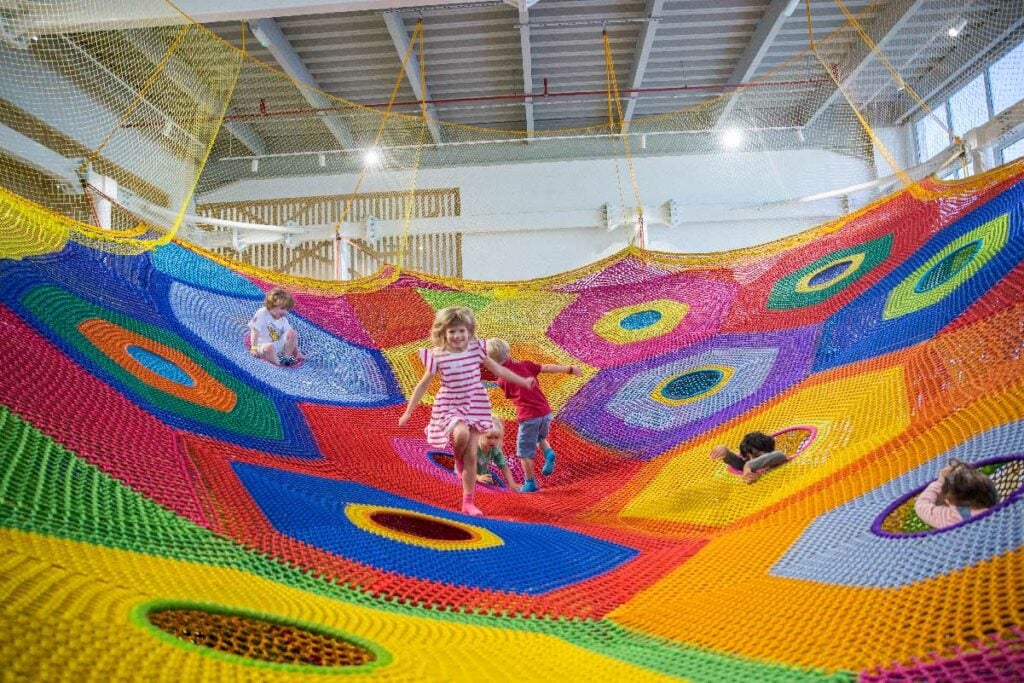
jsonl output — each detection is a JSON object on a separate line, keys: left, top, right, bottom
{"left": 948, "top": 75, "right": 989, "bottom": 136}
{"left": 915, "top": 104, "right": 951, "bottom": 161}
{"left": 990, "top": 40, "right": 1024, "bottom": 115}
{"left": 914, "top": 37, "right": 1024, "bottom": 168}
{"left": 1002, "top": 137, "right": 1024, "bottom": 164}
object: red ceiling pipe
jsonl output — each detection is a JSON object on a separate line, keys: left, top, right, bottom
{"left": 219, "top": 77, "right": 831, "bottom": 122}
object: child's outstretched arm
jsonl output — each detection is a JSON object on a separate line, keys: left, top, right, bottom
{"left": 398, "top": 369, "right": 436, "bottom": 427}
{"left": 500, "top": 462, "right": 518, "bottom": 489}
{"left": 540, "top": 363, "right": 582, "bottom": 376}
{"left": 483, "top": 356, "right": 535, "bottom": 389}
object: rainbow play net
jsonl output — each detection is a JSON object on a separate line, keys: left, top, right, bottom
{"left": 2, "top": 161, "right": 1024, "bottom": 680}
{"left": 2, "top": 0, "right": 1024, "bottom": 681}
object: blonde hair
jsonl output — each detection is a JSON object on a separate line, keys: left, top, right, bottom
{"left": 485, "top": 415, "right": 504, "bottom": 436}
{"left": 264, "top": 288, "right": 295, "bottom": 311}
{"left": 430, "top": 306, "right": 476, "bottom": 348}
{"left": 487, "top": 337, "right": 510, "bottom": 363}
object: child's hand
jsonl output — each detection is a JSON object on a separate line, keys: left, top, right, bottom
{"left": 476, "top": 474, "right": 494, "bottom": 485}
{"left": 710, "top": 445, "right": 729, "bottom": 461}
{"left": 742, "top": 469, "right": 761, "bottom": 484}
{"left": 568, "top": 365, "right": 582, "bottom": 376}
{"left": 249, "top": 346, "right": 260, "bottom": 358}
{"left": 938, "top": 460, "right": 961, "bottom": 483}
{"left": 398, "top": 412, "right": 412, "bottom": 427}
{"left": 522, "top": 375, "right": 536, "bottom": 389}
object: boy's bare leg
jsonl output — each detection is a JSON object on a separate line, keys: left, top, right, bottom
{"left": 259, "top": 346, "right": 282, "bottom": 365}
{"left": 281, "top": 329, "right": 298, "bottom": 357}
{"left": 520, "top": 457, "right": 536, "bottom": 481}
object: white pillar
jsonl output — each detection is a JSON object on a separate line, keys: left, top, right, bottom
{"left": 86, "top": 166, "right": 117, "bottom": 229}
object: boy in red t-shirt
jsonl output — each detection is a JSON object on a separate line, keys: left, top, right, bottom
{"left": 486, "top": 338, "right": 582, "bottom": 492}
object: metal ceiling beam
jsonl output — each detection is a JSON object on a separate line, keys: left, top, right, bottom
{"left": 803, "top": 0, "right": 928, "bottom": 130}
{"left": 714, "top": 0, "right": 799, "bottom": 127}
{"left": 382, "top": 13, "right": 443, "bottom": 145}
{"left": 222, "top": 122, "right": 269, "bottom": 155}
{"left": 16, "top": 1, "right": 481, "bottom": 32}
{"left": 125, "top": 30, "right": 269, "bottom": 156}
{"left": 895, "top": 13, "right": 1024, "bottom": 125}
{"left": 249, "top": 17, "right": 355, "bottom": 149}
{"left": 622, "top": 0, "right": 664, "bottom": 130}
{"left": 0, "top": 123, "right": 82, "bottom": 193}
{"left": 517, "top": 5, "right": 535, "bottom": 136}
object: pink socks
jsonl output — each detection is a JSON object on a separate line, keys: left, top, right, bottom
{"left": 461, "top": 494, "right": 483, "bottom": 517}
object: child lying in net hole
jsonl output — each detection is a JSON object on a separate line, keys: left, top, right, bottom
{"left": 914, "top": 459, "right": 998, "bottom": 529}
{"left": 710, "top": 431, "right": 789, "bottom": 484}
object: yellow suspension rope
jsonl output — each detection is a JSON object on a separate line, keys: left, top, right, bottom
{"left": 602, "top": 31, "right": 645, "bottom": 248}
{"left": 334, "top": 20, "right": 426, "bottom": 240}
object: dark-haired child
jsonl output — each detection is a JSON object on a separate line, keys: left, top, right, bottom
{"left": 914, "top": 459, "right": 998, "bottom": 529}
{"left": 710, "top": 431, "right": 788, "bottom": 484}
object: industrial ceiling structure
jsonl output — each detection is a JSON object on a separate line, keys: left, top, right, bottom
{"left": 4, "top": 0, "right": 1020, "bottom": 188}
{"left": 189, "top": 1, "right": 1017, "bottom": 151}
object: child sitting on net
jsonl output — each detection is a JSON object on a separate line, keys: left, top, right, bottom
{"left": 914, "top": 459, "right": 998, "bottom": 529}
{"left": 487, "top": 338, "right": 582, "bottom": 492}
{"left": 710, "top": 431, "right": 788, "bottom": 484}
{"left": 474, "top": 416, "right": 519, "bottom": 490}
{"left": 248, "top": 288, "right": 307, "bottom": 366}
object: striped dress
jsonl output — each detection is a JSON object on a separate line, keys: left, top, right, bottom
{"left": 421, "top": 339, "right": 494, "bottom": 449}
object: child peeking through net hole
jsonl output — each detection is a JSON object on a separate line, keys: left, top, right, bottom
{"left": 914, "top": 459, "right": 998, "bottom": 529}
{"left": 710, "top": 431, "right": 789, "bottom": 484}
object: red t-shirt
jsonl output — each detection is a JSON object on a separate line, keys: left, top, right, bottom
{"left": 497, "top": 359, "right": 551, "bottom": 421}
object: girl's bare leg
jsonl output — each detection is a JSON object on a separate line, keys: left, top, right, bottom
{"left": 452, "top": 424, "right": 483, "bottom": 515}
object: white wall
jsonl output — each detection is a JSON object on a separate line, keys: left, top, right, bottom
{"left": 872, "top": 126, "right": 915, "bottom": 179}
{"left": 200, "top": 147, "right": 877, "bottom": 280}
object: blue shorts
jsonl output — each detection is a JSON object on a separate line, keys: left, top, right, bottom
{"left": 516, "top": 413, "right": 552, "bottom": 459}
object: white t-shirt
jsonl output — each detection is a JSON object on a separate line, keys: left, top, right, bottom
{"left": 248, "top": 306, "right": 293, "bottom": 351}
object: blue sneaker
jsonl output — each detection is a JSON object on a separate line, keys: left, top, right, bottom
{"left": 542, "top": 448, "right": 556, "bottom": 476}
{"left": 519, "top": 479, "right": 538, "bottom": 493}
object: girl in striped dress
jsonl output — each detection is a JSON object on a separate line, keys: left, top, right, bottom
{"left": 399, "top": 306, "right": 534, "bottom": 516}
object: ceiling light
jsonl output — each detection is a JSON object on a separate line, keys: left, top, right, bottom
{"left": 947, "top": 19, "right": 967, "bottom": 38}
{"left": 318, "top": 153, "right": 326, "bottom": 167}
{"left": 250, "top": 158, "right": 259, "bottom": 174}
{"left": 363, "top": 148, "right": 380, "bottom": 167}
{"left": 722, "top": 128, "right": 744, "bottom": 150}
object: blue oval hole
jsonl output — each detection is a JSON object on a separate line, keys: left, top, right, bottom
{"left": 620, "top": 309, "right": 662, "bottom": 330}
{"left": 807, "top": 259, "right": 855, "bottom": 287}
{"left": 914, "top": 241, "right": 981, "bottom": 293}
{"left": 661, "top": 369, "right": 724, "bottom": 401}
{"left": 126, "top": 346, "right": 195, "bottom": 387}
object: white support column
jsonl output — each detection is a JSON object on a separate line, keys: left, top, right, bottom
{"left": 86, "top": 166, "right": 117, "bottom": 229}
{"left": 517, "top": 4, "right": 535, "bottom": 137}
